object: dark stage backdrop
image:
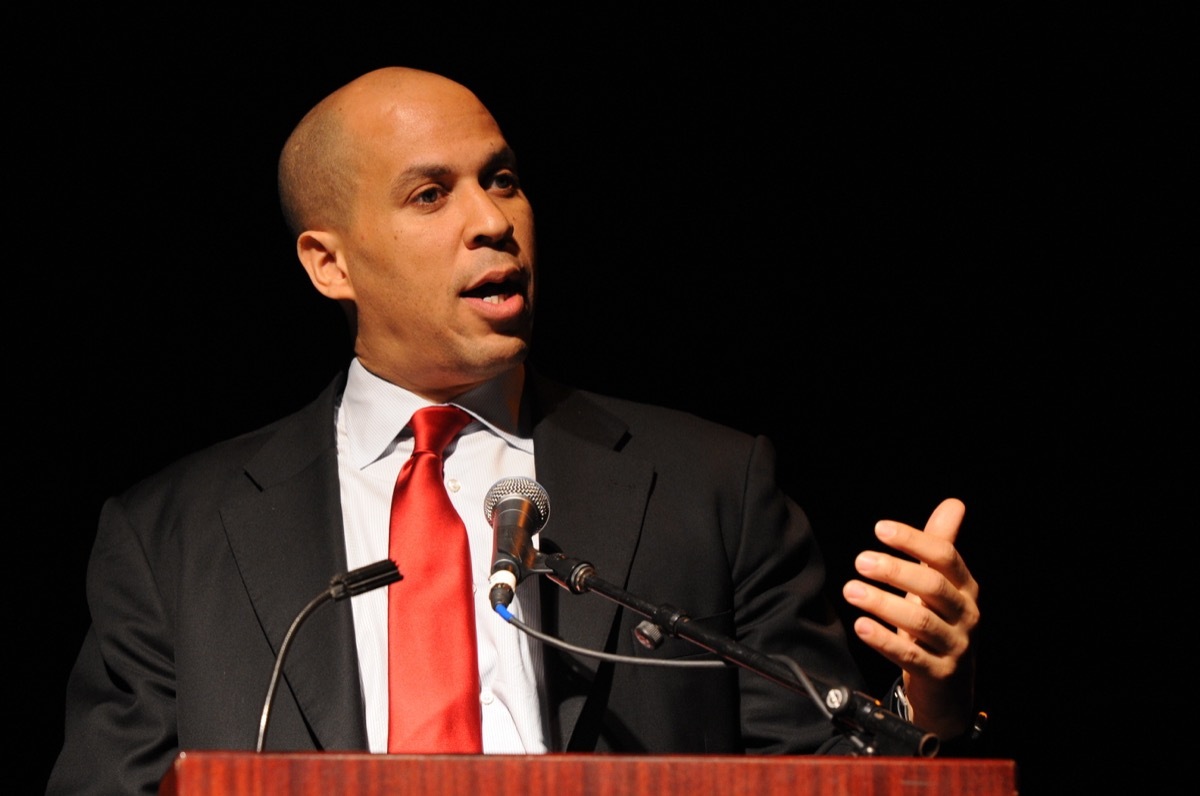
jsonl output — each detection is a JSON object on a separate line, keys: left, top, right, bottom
{"left": 17, "top": 6, "right": 1187, "bottom": 795}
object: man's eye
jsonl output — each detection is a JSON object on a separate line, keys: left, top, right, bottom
{"left": 490, "top": 172, "right": 519, "bottom": 191}
{"left": 414, "top": 186, "right": 444, "bottom": 204}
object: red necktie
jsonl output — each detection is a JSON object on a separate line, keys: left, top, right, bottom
{"left": 387, "top": 405, "right": 483, "bottom": 753}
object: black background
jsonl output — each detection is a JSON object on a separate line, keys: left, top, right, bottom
{"left": 17, "top": 5, "right": 1189, "bottom": 794}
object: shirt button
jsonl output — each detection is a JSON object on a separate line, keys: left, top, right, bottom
{"left": 480, "top": 690, "right": 495, "bottom": 705}
{"left": 447, "top": 478, "right": 461, "bottom": 493}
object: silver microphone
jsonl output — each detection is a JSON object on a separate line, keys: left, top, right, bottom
{"left": 484, "top": 477, "right": 550, "bottom": 608}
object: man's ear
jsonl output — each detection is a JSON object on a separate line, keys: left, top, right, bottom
{"left": 298, "top": 230, "right": 355, "bottom": 300}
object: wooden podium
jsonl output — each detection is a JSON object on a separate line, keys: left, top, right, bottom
{"left": 159, "top": 751, "right": 1018, "bottom": 796}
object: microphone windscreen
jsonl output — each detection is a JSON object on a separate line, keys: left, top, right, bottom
{"left": 483, "top": 477, "right": 550, "bottom": 529}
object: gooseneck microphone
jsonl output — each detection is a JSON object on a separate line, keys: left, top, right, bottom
{"left": 256, "top": 559, "right": 401, "bottom": 752}
{"left": 483, "top": 476, "right": 550, "bottom": 609}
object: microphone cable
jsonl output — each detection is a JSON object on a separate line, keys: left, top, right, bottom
{"left": 493, "top": 602, "right": 729, "bottom": 669}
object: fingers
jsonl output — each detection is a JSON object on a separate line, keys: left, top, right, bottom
{"left": 917, "top": 497, "right": 967, "bottom": 544}
{"left": 845, "top": 613, "right": 945, "bottom": 675}
{"left": 874, "top": 498, "right": 977, "bottom": 599}
{"left": 841, "top": 498, "right": 980, "bottom": 674}
{"left": 843, "top": 499, "right": 981, "bottom": 740}
{"left": 856, "top": 546, "right": 976, "bottom": 623}
{"left": 843, "top": 576, "right": 968, "bottom": 666}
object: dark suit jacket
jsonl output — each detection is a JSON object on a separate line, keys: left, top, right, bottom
{"left": 48, "top": 368, "right": 866, "bottom": 795}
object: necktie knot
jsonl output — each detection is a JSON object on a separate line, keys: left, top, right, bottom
{"left": 409, "top": 405, "right": 472, "bottom": 458}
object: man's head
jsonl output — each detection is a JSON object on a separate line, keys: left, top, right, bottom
{"left": 279, "top": 67, "right": 535, "bottom": 402}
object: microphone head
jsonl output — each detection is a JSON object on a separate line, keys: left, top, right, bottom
{"left": 484, "top": 477, "right": 550, "bottom": 529}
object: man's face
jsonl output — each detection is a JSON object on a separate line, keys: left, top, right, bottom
{"left": 336, "top": 77, "right": 535, "bottom": 399}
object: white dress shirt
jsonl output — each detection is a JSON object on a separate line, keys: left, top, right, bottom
{"left": 334, "top": 358, "right": 548, "bottom": 753}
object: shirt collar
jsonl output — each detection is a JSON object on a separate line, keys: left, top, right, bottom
{"left": 341, "top": 358, "right": 531, "bottom": 469}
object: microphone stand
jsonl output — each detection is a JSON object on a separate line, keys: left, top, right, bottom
{"left": 536, "top": 551, "right": 938, "bottom": 758}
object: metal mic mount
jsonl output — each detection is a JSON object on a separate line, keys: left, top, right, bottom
{"left": 537, "top": 551, "right": 938, "bottom": 758}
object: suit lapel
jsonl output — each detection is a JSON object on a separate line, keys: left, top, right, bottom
{"left": 528, "top": 373, "right": 654, "bottom": 748}
{"left": 209, "top": 368, "right": 655, "bottom": 752}
{"left": 219, "top": 373, "right": 369, "bottom": 750}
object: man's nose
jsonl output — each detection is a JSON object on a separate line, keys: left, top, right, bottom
{"left": 464, "top": 188, "right": 514, "bottom": 247}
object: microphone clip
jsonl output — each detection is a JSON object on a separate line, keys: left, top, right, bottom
{"left": 824, "top": 686, "right": 940, "bottom": 758}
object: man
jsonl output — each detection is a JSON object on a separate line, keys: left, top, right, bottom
{"left": 48, "top": 66, "right": 980, "bottom": 794}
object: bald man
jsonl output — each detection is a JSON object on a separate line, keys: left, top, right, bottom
{"left": 49, "top": 67, "right": 980, "bottom": 795}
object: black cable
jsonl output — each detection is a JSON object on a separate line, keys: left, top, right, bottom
{"left": 493, "top": 603, "right": 729, "bottom": 668}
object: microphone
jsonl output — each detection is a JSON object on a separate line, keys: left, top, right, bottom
{"left": 256, "top": 559, "right": 401, "bottom": 752}
{"left": 483, "top": 476, "right": 550, "bottom": 609}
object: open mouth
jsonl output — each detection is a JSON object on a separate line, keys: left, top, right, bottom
{"left": 462, "top": 274, "right": 525, "bottom": 304}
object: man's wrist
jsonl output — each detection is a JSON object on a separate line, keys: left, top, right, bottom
{"left": 934, "top": 710, "right": 989, "bottom": 756}
{"left": 889, "top": 677, "right": 988, "bottom": 756}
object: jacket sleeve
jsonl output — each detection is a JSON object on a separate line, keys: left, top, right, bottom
{"left": 47, "top": 495, "right": 181, "bottom": 796}
{"left": 730, "top": 433, "right": 868, "bottom": 753}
